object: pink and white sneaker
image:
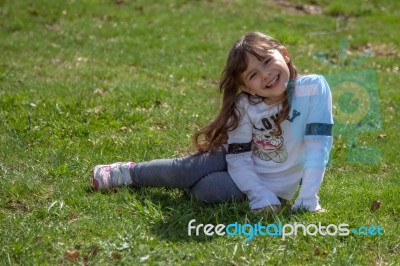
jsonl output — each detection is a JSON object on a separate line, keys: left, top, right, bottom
{"left": 92, "top": 162, "right": 136, "bottom": 190}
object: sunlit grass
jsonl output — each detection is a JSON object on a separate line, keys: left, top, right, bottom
{"left": 0, "top": 0, "right": 399, "bottom": 264}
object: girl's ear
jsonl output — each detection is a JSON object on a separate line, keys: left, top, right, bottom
{"left": 279, "top": 47, "right": 291, "bottom": 64}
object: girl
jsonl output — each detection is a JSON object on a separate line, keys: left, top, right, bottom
{"left": 93, "top": 32, "right": 333, "bottom": 213}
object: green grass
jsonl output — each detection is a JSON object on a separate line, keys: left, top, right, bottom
{"left": 1, "top": 0, "right": 399, "bottom": 264}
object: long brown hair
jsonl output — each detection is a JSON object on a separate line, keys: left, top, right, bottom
{"left": 193, "top": 32, "right": 298, "bottom": 153}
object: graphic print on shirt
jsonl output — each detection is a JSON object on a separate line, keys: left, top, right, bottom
{"left": 252, "top": 115, "right": 288, "bottom": 163}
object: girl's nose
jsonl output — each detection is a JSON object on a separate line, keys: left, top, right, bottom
{"left": 262, "top": 70, "right": 271, "bottom": 80}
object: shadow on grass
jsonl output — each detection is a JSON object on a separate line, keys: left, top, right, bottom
{"left": 86, "top": 185, "right": 310, "bottom": 243}
{"left": 118, "top": 187, "right": 297, "bottom": 243}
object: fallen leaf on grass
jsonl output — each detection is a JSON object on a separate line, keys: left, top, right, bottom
{"left": 367, "top": 43, "right": 398, "bottom": 57}
{"left": 86, "top": 107, "right": 102, "bottom": 114}
{"left": 303, "top": 4, "right": 322, "bottom": 15}
{"left": 45, "top": 24, "right": 61, "bottom": 32}
{"left": 5, "top": 199, "right": 28, "bottom": 212}
{"left": 150, "top": 123, "right": 166, "bottom": 130}
{"left": 377, "top": 134, "right": 386, "bottom": 139}
{"left": 119, "top": 126, "right": 132, "bottom": 132}
{"left": 371, "top": 200, "right": 381, "bottom": 211}
{"left": 112, "top": 252, "right": 122, "bottom": 260}
{"left": 314, "top": 246, "right": 328, "bottom": 256}
{"left": 314, "top": 246, "right": 320, "bottom": 255}
{"left": 64, "top": 250, "right": 80, "bottom": 260}
{"left": 93, "top": 88, "right": 108, "bottom": 95}
{"left": 68, "top": 213, "right": 78, "bottom": 222}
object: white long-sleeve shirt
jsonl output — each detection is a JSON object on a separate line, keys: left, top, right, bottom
{"left": 226, "top": 75, "right": 333, "bottom": 211}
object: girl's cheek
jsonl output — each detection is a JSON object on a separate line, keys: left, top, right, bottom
{"left": 254, "top": 78, "right": 260, "bottom": 86}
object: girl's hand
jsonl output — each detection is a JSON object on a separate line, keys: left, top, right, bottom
{"left": 253, "top": 204, "right": 281, "bottom": 213}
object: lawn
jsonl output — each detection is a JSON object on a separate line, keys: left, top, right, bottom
{"left": 0, "top": 0, "right": 399, "bottom": 264}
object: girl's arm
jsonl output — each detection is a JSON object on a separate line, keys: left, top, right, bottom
{"left": 293, "top": 75, "right": 333, "bottom": 212}
{"left": 227, "top": 150, "right": 281, "bottom": 210}
{"left": 226, "top": 97, "right": 281, "bottom": 210}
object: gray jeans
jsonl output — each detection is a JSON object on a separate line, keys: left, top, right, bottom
{"left": 130, "top": 148, "right": 246, "bottom": 203}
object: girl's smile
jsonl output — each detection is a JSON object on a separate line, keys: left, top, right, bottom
{"left": 265, "top": 74, "right": 280, "bottom": 89}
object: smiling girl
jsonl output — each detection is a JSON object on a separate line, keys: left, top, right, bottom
{"left": 92, "top": 32, "right": 333, "bottom": 213}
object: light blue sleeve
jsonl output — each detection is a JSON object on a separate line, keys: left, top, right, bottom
{"left": 293, "top": 75, "right": 333, "bottom": 211}
{"left": 304, "top": 75, "right": 333, "bottom": 168}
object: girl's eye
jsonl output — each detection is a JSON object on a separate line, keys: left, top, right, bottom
{"left": 264, "top": 58, "right": 272, "bottom": 65}
{"left": 249, "top": 73, "right": 256, "bottom": 80}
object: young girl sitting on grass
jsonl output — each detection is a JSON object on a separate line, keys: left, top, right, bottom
{"left": 92, "top": 32, "right": 333, "bottom": 213}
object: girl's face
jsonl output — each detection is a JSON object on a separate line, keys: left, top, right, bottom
{"left": 240, "top": 48, "right": 291, "bottom": 105}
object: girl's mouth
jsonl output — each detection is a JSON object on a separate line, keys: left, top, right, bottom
{"left": 266, "top": 74, "right": 280, "bottom": 89}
